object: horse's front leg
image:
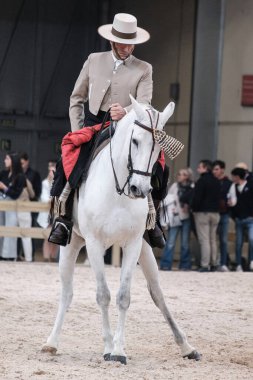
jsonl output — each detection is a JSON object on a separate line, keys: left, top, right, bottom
{"left": 138, "top": 238, "right": 201, "bottom": 360}
{"left": 42, "top": 230, "right": 84, "bottom": 354}
{"left": 85, "top": 239, "right": 113, "bottom": 360}
{"left": 111, "top": 238, "right": 142, "bottom": 365}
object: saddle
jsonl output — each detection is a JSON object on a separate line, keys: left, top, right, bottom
{"left": 50, "top": 122, "right": 112, "bottom": 197}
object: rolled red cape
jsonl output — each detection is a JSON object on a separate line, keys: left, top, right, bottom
{"left": 61, "top": 122, "right": 110, "bottom": 180}
{"left": 158, "top": 150, "right": 165, "bottom": 170}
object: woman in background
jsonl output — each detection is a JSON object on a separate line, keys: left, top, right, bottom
{"left": 160, "top": 168, "right": 194, "bottom": 271}
{"left": 37, "top": 160, "right": 59, "bottom": 262}
{"left": 0, "top": 152, "right": 32, "bottom": 261}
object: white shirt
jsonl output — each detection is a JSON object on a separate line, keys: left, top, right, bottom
{"left": 228, "top": 181, "right": 247, "bottom": 206}
{"left": 111, "top": 51, "right": 130, "bottom": 71}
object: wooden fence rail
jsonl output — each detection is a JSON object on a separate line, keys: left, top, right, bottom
{"left": 0, "top": 200, "right": 50, "bottom": 239}
{"left": 0, "top": 200, "right": 122, "bottom": 265}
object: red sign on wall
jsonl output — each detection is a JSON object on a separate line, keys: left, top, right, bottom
{"left": 241, "top": 75, "right": 253, "bottom": 106}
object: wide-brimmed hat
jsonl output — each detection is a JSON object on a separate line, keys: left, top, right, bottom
{"left": 98, "top": 13, "right": 150, "bottom": 45}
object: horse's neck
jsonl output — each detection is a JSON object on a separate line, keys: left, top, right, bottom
{"left": 107, "top": 112, "right": 134, "bottom": 181}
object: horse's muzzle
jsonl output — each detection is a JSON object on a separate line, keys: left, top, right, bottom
{"left": 130, "top": 185, "right": 151, "bottom": 199}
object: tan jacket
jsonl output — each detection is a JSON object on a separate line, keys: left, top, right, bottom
{"left": 69, "top": 51, "right": 153, "bottom": 131}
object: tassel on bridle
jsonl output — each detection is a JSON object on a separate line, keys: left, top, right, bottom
{"left": 146, "top": 192, "right": 156, "bottom": 230}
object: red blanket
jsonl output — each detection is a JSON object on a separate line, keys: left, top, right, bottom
{"left": 61, "top": 122, "right": 165, "bottom": 181}
{"left": 61, "top": 122, "right": 110, "bottom": 180}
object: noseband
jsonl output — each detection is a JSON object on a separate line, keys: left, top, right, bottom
{"left": 109, "top": 109, "right": 159, "bottom": 196}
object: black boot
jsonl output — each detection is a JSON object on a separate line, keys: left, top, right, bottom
{"left": 147, "top": 223, "right": 166, "bottom": 249}
{"left": 48, "top": 216, "right": 73, "bottom": 246}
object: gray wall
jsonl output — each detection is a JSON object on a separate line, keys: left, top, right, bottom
{"left": 189, "top": 0, "right": 225, "bottom": 171}
{"left": 0, "top": 0, "right": 112, "bottom": 177}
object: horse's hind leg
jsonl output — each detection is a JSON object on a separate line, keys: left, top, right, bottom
{"left": 85, "top": 240, "right": 113, "bottom": 360}
{"left": 42, "top": 231, "right": 84, "bottom": 354}
{"left": 138, "top": 239, "right": 201, "bottom": 360}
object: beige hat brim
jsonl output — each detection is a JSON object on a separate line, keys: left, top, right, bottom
{"left": 98, "top": 24, "right": 150, "bottom": 45}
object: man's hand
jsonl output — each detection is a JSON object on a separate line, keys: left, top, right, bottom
{"left": 110, "top": 103, "right": 126, "bottom": 121}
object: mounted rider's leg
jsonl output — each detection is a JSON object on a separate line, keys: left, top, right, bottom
{"left": 138, "top": 238, "right": 201, "bottom": 360}
{"left": 146, "top": 161, "right": 169, "bottom": 249}
{"left": 48, "top": 111, "right": 111, "bottom": 247}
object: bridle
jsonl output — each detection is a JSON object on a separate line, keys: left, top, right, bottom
{"left": 109, "top": 109, "right": 160, "bottom": 196}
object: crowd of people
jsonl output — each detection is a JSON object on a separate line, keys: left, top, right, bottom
{"left": 159, "top": 159, "right": 253, "bottom": 272}
{"left": 0, "top": 150, "right": 252, "bottom": 273}
{"left": 0, "top": 152, "right": 58, "bottom": 262}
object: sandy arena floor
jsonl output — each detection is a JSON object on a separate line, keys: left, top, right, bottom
{"left": 0, "top": 262, "right": 253, "bottom": 380}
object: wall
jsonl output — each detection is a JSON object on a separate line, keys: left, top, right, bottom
{"left": 0, "top": 0, "right": 196, "bottom": 179}
{"left": 219, "top": 0, "right": 253, "bottom": 173}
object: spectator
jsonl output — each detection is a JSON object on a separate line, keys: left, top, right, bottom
{"left": 19, "top": 152, "right": 42, "bottom": 260}
{"left": 160, "top": 168, "right": 194, "bottom": 271}
{"left": 20, "top": 152, "right": 42, "bottom": 201}
{"left": 0, "top": 152, "right": 32, "bottom": 261}
{"left": 37, "top": 160, "right": 59, "bottom": 262}
{"left": 230, "top": 167, "right": 253, "bottom": 272}
{"left": 235, "top": 162, "right": 253, "bottom": 186}
{"left": 212, "top": 160, "right": 232, "bottom": 272}
{"left": 192, "top": 159, "right": 220, "bottom": 272}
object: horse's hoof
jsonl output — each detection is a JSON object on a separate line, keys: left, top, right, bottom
{"left": 41, "top": 345, "right": 57, "bottom": 355}
{"left": 103, "top": 353, "right": 111, "bottom": 361}
{"left": 110, "top": 355, "right": 127, "bottom": 365}
{"left": 184, "top": 350, "right": 202, "bottom": 361}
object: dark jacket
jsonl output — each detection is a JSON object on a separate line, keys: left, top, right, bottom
{"left": 178, "top": 182, "right": 194, "bottom": 207}
{"left": 231, "top": 182, "right": 253, "bottom": 219}
{"left": 192, "top": 172, "right": 220, "bottom": 212}
{"left": 25, "top": 167, "right": 42, "bottom": 200}
{"left": 218, "top": 176, "right": 232, "bottom": 214}
{"left": 0, "top": 170, "right": 26, "bottom": 200}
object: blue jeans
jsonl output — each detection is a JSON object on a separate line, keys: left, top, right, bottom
{"left": 235, "top": 217, "right": 253, "bottom": 266}
{"left": 217, "top": 213, "right": 230, "bottom": 266}
{"left": 160, "top": 219, "right": 191, "bottom": 270}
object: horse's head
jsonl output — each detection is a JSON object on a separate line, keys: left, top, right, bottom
{"left": 128, "top": 95, "right": 175, "bottom": 199}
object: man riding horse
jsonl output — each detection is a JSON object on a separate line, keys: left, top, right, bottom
{"left": 49, "top": 13, "right": 167, "bottom": 248}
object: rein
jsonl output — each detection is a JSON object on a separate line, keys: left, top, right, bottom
{"left": 109, "top": 109, "right": 159, "bottom": 196}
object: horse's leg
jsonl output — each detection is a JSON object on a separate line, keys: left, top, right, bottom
{"left": 110, "top": 239, "right": 143, "bottom": 365}
{"left": 138, "top": 239, "right": 201, "bottom": 360}
{"left": 42, "top": 230, "right": 84, "bottom": 354}
{"left": 85, "top": 240, "right": 113, "bottom": 360}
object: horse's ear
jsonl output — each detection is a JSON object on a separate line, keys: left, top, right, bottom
{"left": 130, "top": 94, "right": 145, "bottom": 120}
{"left": 160, "top": 102, "right": 175, "bottom": 127}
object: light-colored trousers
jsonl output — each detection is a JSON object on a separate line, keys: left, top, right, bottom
{"left": 194, "top": 212, "right": 220, "bottom": 268}
{"left": 0, "top": 196, "right": 32, "bottom": 261}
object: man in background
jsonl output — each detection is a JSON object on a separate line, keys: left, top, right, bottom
{"left": 192, "top": 159, "right": 220, "bottom": 272}
{"left": 212, "top": 160, "right": 232, "bottom": 272}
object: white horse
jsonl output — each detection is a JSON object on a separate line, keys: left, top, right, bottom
{"left": 42, "top": 96, "right": 200, "bottom": 364}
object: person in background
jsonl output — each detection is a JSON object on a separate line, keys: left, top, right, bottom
{"left": 192, "top": 159, "right": 220, "bottom": 272}
{"left": 37, "top": 160, "right": 59, "bottom": 262}
{"left": 19, "top": 152, "right": 42, "bottom": 260}
{"left": 212, "top": 160, "right": 232, "bottom": 272}
{"left": 235, "top": 162, "right": 253, "bottom": 186}
{"left": 229, "top": 167, "right": 253, "bottom": 272}
{"left": 20, "top": 152, "right": 42, "bottom": 201}
{"left": 160, "top": 168, "right": 194, "bottom": 271}
{"left": 0, "top": 152, "right": 32, "bottom": 261}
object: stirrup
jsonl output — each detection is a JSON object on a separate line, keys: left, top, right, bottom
{"left": 48, "top": 216, "right": 73, "bottom": 246}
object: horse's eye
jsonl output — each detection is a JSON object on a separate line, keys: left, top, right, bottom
{"left": 132, "top": 139, "right": 138, "bottom": 147}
